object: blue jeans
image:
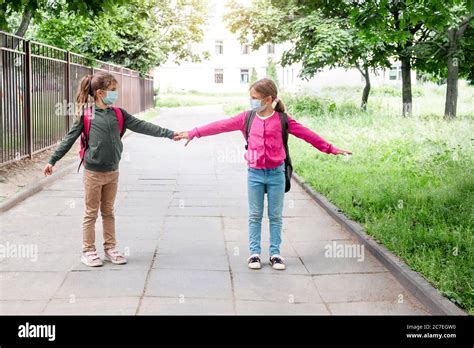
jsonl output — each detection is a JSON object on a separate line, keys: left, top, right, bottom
{"left": 247, "top": 163, "right": 285, "bottom": 256}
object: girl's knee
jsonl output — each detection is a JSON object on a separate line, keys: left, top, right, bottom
{"left": 248, "top": 211, "right": 263, "bottom": 223}
{"left": 268, "top": 213, "right": 283, "bottom": 225}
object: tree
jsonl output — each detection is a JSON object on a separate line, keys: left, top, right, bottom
{"left": 266, "top": 58, "right": 279, "bottom": 87}
{"left": 0, "top": 0, "right": 123, "bottom": 37}
{"left": 250, "top": 67, "right": 258, "bottom": 85}
{"left": 33, "top": 11, "right": 122, "bottom": 59}
{"left": 228, "top": 0, "right": 474, "bottom": 117}
{"left": 225, "top": 0, "right": 389, "bottom": 110}
{"left": 26, "top": 0, "right": 209, "bottom": 75}
{"left": 350, "top": 1, "right": 439, "bottom": 116}
{"left": 280, "top": 9, "right": 389, "bottom": 110}
{"left": 350, "top": 0, "right": 474, "bottom": 118}
{"left": 441, "top": 11, "right": 473, "bottom": 118}
{"left": 413, "top": 1, "right": 473, "bottom": 118}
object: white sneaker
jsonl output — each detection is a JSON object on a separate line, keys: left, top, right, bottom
{"left": 247, "top": 254, "right": 261, "bottom": 269}
{"left": 270, "top": 255, "right": 286, "bottom": 270}
{"left": 104, "top": 248, "right": 127, "bottom": 265}
{"left": 81, "top": 251, "right": 103, "bottom": 267}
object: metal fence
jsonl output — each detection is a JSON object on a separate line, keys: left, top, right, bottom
{"left": 0, "top": 31, "right": 154, "bottom": 167}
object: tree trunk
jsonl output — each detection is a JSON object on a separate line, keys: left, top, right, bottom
{"left": 445, "top": 28, "right": 459, "bottom": 119}
{"left": 444, "top": 13, "right": 472, "bottom": 120}
{"left": 14, "top": 7, "right": 32, "bottom": 38}
{"left": 361, "top": 65, "right": 371, "bottom": 110}
{"left": 400, "top": 56, "right": 413, "bottom": 117}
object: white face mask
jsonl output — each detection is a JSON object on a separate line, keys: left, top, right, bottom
{"left": 250, "top": 98, "right": 266, "bottom": 112}
{"left": 102, "top": 90, "right": 118, "bottom": 105}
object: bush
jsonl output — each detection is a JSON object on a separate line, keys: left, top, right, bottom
{"left": 283, "top": 94, "right": 364, "bottom": 119}
{"left": 372, "top": 85, "right": 425, "bottom": 97}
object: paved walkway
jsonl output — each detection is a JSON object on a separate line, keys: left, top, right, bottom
{"left": 0, "top": 105, "right": 430, "bottom": 315}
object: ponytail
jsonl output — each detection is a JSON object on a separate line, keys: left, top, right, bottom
{"left": 75, "top": 74, "right": 93, "bottom": 122}
{"left": 274, "top": 97, "right": 285, "bottom": 113}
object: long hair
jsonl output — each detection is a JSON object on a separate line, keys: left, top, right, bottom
{"left": 74, "top": 72, "right": 117, "bottom": 122}
{"left": 249, "top": 78, "right": 285, "bottom": 113}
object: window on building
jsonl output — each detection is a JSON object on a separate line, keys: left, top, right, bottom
{"left": 215, "top": 40, "right": 224, "bottom": 55}
{"left": 389, "top": 64, "right": 402, "bottom": 80}
{"left": 215, "top": 69, "right": 224, "bottom": 84}
{"left": 241, "top": 43, "right": 250, "bottom": 55}
{"left": 267, "top": 44, "right": 275, "bottom": 54}
{"left": 240, "top": 69, "right": 249, "bottom": 83}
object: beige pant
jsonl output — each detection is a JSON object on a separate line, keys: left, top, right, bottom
{"left": 82, "top": 169, "right": 119, "bottom": 252}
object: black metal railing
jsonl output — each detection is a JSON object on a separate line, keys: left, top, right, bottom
{"left": 0, "top": 31, "right": 154, "bottom": 166}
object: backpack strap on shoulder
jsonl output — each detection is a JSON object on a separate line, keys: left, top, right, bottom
{"left": 111, "top": 106, "right": 125, "bottom": 137}
{"left": 278, "top": 112, "right": 289, "bottom": 155}
{"left": 244, "top": 110, "right": 257, "bottom": 150}
{"left": 278, "top": 111, "right": 293, "bottom": 192}
{"left": 83, "top": 106, "right": 93, "bottom": 138}
{"left": 77, "top": 106, "right": 93, "bottom": 172}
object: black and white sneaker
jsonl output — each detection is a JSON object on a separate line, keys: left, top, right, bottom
{"left": 247, "top": 254, "right": 261, "bottom": 269}
{"left": 270, "top": 255, "right": 286, "bottom": 270}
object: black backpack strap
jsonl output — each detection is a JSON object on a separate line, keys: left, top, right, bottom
{"left": 77, "top": 113, "right": 87, "bottom": 173}
{"left": 244, "top": 110, "right": 257, "bottom": 150}
{"left": 278, "top": 111, "right": 293, "bottom": 193}
{"left": 278, "top": 112, "right": 289, "bottom": 157}
{"left": 77, "top": 159, "right": 83, "bottom": 173}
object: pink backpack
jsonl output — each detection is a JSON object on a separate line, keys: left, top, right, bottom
{"left": 78, "top": 106, "right": 124, "bottom": 171}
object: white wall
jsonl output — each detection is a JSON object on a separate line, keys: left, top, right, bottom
{"left": 154, "top": 0, "right": 417, "bottom": 94}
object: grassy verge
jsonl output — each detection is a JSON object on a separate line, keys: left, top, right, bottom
{"left": 224, "top": 84, "right": 474, "bottom": 314}
{"left": 156, "top": 91, "right": 247, "bottom": 108}
{"left": 137, "top": 107, "right": 161, "bottom": 121}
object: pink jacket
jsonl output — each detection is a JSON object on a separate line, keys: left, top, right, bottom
{"left": 188, "top": 110, "right": 340, "bottom": 169}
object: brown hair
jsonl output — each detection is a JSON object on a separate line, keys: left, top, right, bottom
{"left": 75, "top": 72, "right": 117, "bottom": 121}
{"left": 249, "top": 78, "right": 285, "bottom": 113}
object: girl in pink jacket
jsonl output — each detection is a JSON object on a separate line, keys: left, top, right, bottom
{"left": 177, "top": 78, "right": 352, "bottom": 270}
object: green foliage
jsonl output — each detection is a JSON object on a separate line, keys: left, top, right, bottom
{"left": 34, "top": 11, "right": 122, "bottom": 58}
{"left": 415, "top": 25, "right": 474, "bottom": 84}
{"left": 0, "top": 0, "right": 125, "bottom": 34}
{"left": 224, "top": 0, "right": 389, "bottom": 107}
{"left": 265, "top": 58, "right": 279, "bottom": 87}
{"left": 250, "top": 68, "right": 258, "bottom": 85}
{"left": 283, "top": 94, "right": 361, "bottom": 118}
{"left": 225, "top": 0, "right": 472, "bottom": 115}
{"left": 225, "top": 0, "right": 290, "bottom": 49}
{"left": 4, "top": 0, "right": 209, "bottom": 76}
{"left": 351, "top": 0, "right": 474, "bottom": 83}
{"left": 371, "top": 86, "right": 424, "bottom": 97}
{"left": 157, "top": 91, "right": 247, "bottom": 108}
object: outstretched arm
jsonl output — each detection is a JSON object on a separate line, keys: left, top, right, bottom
{"left": 288, "top": 115, "right": 351, "bottom": 155}
{"left": 44, "top": 117, "right": 84, "bottom": 176}
{"left": 48, "top": 117, "right": 84, "bottom": 166}
{"left": 176, "top": 111, "right": 247, "bottom": 145}
{"left": 122, "top": 108, "right": 176, "bottom": 139}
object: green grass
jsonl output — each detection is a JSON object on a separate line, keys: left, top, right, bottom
{"left": 223, "top": 83, "right": 474, "bottom": 314}
{"left": 137, "top": 107, "right": 160, "bottom": 121}
{"left": 156, "top": 91, "right": 247, "bottom": 108}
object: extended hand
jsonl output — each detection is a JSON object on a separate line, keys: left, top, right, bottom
{"left": 174, "top": 131, "right": 192, "bottom": 147}
{"left": 172, "top": 132, "right": 181, "bottom": 141}
{"left": 43, "top": 163, "right": 54, "bottom": 176}
{"left": 335, "top": 148, "right": 352, "bottom": 155}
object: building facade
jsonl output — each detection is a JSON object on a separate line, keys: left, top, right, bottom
{"left": 154, "top": 0, "right": 415, "bottom": 94}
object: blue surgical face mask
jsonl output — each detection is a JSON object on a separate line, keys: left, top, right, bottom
{"left": 250, "top": 98, "right": 265, "bottom": 112}
{"left": 102, "top": 90, "right": 118, "bottom": 105}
